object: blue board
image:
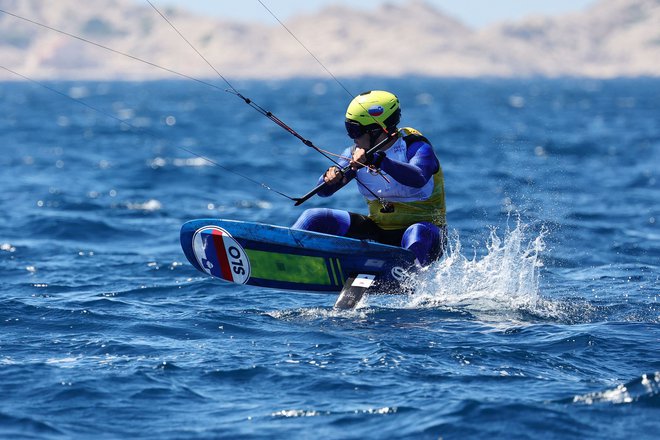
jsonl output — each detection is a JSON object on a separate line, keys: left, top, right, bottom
{"left": 180, "top": 219, "right": 416, "bottom": 293}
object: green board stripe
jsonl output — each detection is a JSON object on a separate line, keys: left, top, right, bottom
{"left": 326, "top": 258, "right": 336, "bottom": 286}
{"left": 245, "top": 249, "right": 332, "bottom": 285}
{"left": 330, "top": 258, "right": 341, "bottom": 286}
{"left": 335, "top": 258, "right": 344, "bottom": 284}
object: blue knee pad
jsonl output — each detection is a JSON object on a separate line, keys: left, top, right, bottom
{"left": 401, "top": 222, "right": 443, "bottom": 266}
{"left": 292, "top": 208, "right": 351, "bottom": 236}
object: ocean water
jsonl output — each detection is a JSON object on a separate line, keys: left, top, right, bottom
{"left": 0, "top": 77, "right": 658, "bottom": 439}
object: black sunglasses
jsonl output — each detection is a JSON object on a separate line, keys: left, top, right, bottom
{"left": 345, "top": 121, "right": 366, "bottom": 139}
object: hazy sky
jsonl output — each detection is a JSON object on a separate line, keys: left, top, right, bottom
{"left": 157, "top": 0, "right": 599, "bottom": 28}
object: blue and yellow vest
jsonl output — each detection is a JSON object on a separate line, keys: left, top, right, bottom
{"left": 356, "top": 127, "right": 446, "bottom": 230}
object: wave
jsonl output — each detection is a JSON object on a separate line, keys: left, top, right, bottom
{"left": 18, "top": 214, "right": 126, "bottom": 241}
{"left": 566, "top": 372, "right": 660, "bottom": 406}
{"left": 270, "top": 405, "right": 407, "bottom": 419}
{"left": 0, "top": 411, "right": 64, "bottom": 437}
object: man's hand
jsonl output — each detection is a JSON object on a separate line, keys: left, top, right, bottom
{"left": 350, "top": 147, "right": 368, "bottom": 170}
{"left": 323, "top": 166, "right": 344, "bottom": 185}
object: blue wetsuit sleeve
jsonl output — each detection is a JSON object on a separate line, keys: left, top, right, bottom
{"left": 378, "top": 141, "right": 439, "bottom": 188}
{"left": 316, "top": 146, "right": 356, "bottom": 197}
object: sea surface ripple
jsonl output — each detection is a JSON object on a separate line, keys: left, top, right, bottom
{"left": 0, "top": 77, "right": 658, "bottom": 439}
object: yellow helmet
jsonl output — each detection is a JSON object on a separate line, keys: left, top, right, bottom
{"left": 345, "top": 90, "right": 401, "bottom": 139}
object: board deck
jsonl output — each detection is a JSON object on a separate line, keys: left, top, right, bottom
{"left": 180, "top": 219, "right": 416, "bottom": 293}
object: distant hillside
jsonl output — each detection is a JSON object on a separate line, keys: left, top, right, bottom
{"left": 0, "top": 0, "right": 658, "bottom": 79}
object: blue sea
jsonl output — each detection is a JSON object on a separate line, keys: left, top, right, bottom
{"left": 0, "top": 77, "right": 658, "bottom": 439}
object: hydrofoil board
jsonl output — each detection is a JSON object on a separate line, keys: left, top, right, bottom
{"left": 180, "top": 219, "right": 416, "bottom": 296}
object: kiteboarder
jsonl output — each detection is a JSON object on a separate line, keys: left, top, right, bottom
{"left": 292, "top": 90, "right": 447, "bottom": 267}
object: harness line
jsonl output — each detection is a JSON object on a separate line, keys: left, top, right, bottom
{"left": 0, "top": 4, "right": 414, "bottom": 208}
{"left": 144, "top": 0, "right": 391, "bottom": 204}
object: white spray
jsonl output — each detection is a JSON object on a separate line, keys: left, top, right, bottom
{"left": 400, "top": 219, "right": 547, "bottom": 313}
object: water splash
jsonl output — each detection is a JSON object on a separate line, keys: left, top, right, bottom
{"left": 400, "top": 219, "right": 547, "bottom": 313}
{"left": 569, "top": 372, "right": 660, "bottom": 405}
{"left": 125, "top": 199, "right": 163, "bottom": 211}
{"left": 268, "top": 306, "right": 370, "bottom": 321}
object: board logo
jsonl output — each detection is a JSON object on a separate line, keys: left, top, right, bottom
{"left": 192, "top": 226, "right": 251, "bottom": 284}
{"left": 391, "top": 266, "right": 407, "bottom": 282}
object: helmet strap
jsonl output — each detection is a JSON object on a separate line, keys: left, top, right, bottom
{"left": 368, "top": 130, "right": 381, "bottom": 150}
{"left": 363, "top": 129, "right": 383, "bottom": 164}
{"left": 368, "top": 126, "right": 397, "bottom": 151}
